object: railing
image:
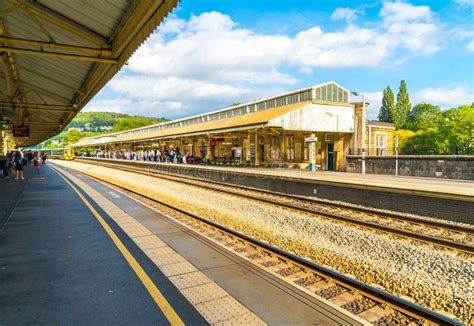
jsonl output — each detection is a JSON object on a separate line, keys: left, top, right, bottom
{"left": 348, "top": 145, "right": 473, "bottom": 156}
{"left": 400, "top": 145, "right": 473, "bottom": 155}
{"left": 348, "top": 148, "right": 390, "bottom": 156}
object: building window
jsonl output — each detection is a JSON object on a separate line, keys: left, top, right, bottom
{"left": 300, "top": 90, "right": 311, "bottom": 101}
{"left": 287, "top": 94, "right": 298, "bottom": 104}
{"left": 270, "top": 136, "right": 280, "bottom": 160}
{"left": 303, "top": 135, "right": 309, "bottom": 160}
{"left": 286, "top": 135, "right": 295, "bottom": 161}
{"left": 375, "top": 132, "right": 388, "bottom": 156}
{"left": 314, "top": 83, "right": 348, "bottom": 103}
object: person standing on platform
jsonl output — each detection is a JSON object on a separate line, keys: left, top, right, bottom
{"left": 156, "top": 149, "right": 161, "bottom": 162}
{"left": 27, "top": 151, "right": 33, "bottom": 166}
{"left": 0, "top": 155, "right": 8, "bottom": 178}
{"left": 33, "top": 154, "right": 40, "bottom": 174}
{"left": 41, "top": 152, "right": 47, "bottom": 164}
{"left": 13, "top": 151, "right": 24, "bottom": 180}
{"left": 183, "top": 150, "right": 188, "bottom": 164}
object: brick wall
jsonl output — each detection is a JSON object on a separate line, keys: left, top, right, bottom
{"left": 346, "top": 155, "right": 474, "bottom": 180}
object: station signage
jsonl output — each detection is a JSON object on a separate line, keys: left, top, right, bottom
{"left": 13, "top": 125, "right": 30, "bottom": 137}
{"left": 305, "top": 136, "right": 318, "bottom": 143}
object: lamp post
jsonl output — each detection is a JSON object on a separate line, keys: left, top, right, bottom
{"left": 351, "top": 91, "right": 366, "bottom": 175}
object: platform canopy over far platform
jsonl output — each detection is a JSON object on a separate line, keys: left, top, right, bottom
{"left": 0, "top": 0, "right": 178, "bottom": 147}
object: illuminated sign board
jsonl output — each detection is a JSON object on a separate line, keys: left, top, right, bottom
{"left": 13, "top": 125, "right": 30, "bottom": 137}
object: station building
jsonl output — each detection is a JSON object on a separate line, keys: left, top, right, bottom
{"left": 71, "top": 82, "right": 395, "bottom": 171}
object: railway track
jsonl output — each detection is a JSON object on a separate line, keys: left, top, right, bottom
{"left": 76, "top": 158, "right": 474, "bottom": 255}
{"left": 63, "top": 162, "right": 462, "bottom": 325}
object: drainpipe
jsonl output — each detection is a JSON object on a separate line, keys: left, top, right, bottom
{"left": 255, "top": 130, "right": 259, "bottom": 167}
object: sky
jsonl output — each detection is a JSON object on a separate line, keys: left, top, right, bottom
{"left": 84, "top": 0, "right": 474, "bottom": 120}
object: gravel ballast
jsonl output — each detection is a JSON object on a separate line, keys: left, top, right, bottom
{"left": 53, "top": 160, "right": 473, "bottom": 323}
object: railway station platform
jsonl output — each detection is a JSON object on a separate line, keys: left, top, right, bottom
{"left": 0, "top": 164, "right": 359, "bottom": 325}
{"left": 75, "top": 157, "right": 474, "bottom": 224}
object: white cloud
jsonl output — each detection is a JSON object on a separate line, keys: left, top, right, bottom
{"left": 412, "top": 86, "right": 474, "bottom": 108}
{"left": 380, "top": 2, "right": 432, "bottom": 23}
{"left": 361, "top": 86, "right": 473, "bottom": 120}
{"left": 331, "top": 7, "right": 361, "bottom": 22}
{"left": 454, "top": 0, "right": 474, "bottom": 7}
{"left": 86, "top": 74, "right": 283, "bottom": 118}
{"left": 362, "top": 91, "right": 384, "bottom": 120}
{"left": 94, "top": 5, "right": 447, "bottom": 118}
{"left": 83, "top": 99, "right": 131, "bottom": 113}
{"left": 466, "top": 40, "right": 474, "bottom": 51}
{"left": 109, "top": 76, "right": 254, "bottom": 103}
{"left": 130, "top": 7, "right": 443, "bottom": 77}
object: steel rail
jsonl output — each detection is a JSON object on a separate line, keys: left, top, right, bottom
{"left": 77, "top": 158, "right": 474, "bottom": 233}
{"left": 75, "top": 158, "right": 474, "bottom": 254}
{"left": 66, "top": 163, "right": 462, "bottom": 326}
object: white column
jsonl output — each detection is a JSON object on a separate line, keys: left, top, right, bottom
{"left": 354, "top": 114, "right": 358, "bottom": 154}
{"left": 361, "top": 97, "right": 366, "bottom": 175}
{"left": 309, "top": 133, "right": 316, "bottom": 172}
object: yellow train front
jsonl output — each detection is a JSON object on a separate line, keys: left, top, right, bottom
{"left": 63, "top": 147, "right": 75, "bottom": 160}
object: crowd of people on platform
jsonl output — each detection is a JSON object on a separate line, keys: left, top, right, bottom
{"left": 83, "top": 147, "right": 207, "bottom": 165}
{"left": 0, "top": 150, "right": 47, "bottom": 180}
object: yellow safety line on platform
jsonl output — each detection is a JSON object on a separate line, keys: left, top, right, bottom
{"left": 50, "top": 166, "right": 184, "bottom": 326}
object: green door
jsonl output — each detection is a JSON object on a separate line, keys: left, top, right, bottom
{"left": 327, "top": 143, "right": 334, "bottom": 171}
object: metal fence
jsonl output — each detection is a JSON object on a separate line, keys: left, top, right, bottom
{"left": 348, "top": 145, "right": 473, "bottom": 156}
{"left": 400, "top": 144, "right": 473, "bottom": 155}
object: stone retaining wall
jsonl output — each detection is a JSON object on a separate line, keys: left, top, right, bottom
{"left": 346, "top": 155, "right": 474, "bottom": 180}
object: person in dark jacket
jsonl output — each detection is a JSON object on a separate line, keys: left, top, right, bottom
{"left": 13, "top": 151, "right": 24, "bottom": 180}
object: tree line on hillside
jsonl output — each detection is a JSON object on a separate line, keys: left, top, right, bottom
{"left": 43, "top": 112, "right": 169, "bottom": 148}
{"left": 377, "top": 81, "right": 473, "bottom": 155}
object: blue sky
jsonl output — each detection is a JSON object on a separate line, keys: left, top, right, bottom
{"left": 85, "top": 0, "right": 474, "bottom": 120}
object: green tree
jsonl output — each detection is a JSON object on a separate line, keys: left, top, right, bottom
{"left": 394, "top": 80, "right": 411, "bottom": 128}
{"left": 63, "top": 129, "right": 84, "bottom": 146}
{"left": 441, "top": 104, "right": 474, "bottom": 151}
{"left": 394, "top": 129, "right": 415, "bottom": 150}
{"left": 406, "top": 103, "right": 441, "bottom": 131}
{"left": 402, "top": 128, "right": 447, "bottom": 154}
{"left": 112, "top": 116, "right": 165, "bottom": 132}
{"left": 378, "top": 86, "right": 395, "bottom": 122}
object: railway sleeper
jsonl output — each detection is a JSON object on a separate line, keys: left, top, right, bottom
{"left": 285, "top": 271, "right": 308, "bottom": 282}
{"left": 328, "top": 291, "right": 359, "bottom": 307}
{"left": 357, "top": 305, "right": 394, "bottom": 324}
{"left": 274, "top": 265, "right": 304, "bottom": 277}
{"left": 293, "top": 274, "right": 323, "bottom": 287}
{"left": 306, "top": 280, "right": 333, "bottom": 293}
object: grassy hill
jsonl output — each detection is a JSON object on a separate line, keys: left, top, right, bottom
{"left": 42, "top": 111, "right": 169, "bottom": 147}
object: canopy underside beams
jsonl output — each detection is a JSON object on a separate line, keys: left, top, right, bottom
{"left": 0, "top": 0, "right": 179, "bottom": 146}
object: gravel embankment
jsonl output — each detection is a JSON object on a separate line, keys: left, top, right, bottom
{"left": 53, "top": 160, "right": 473, "bottom": 323}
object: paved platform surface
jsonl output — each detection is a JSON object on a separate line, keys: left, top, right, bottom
{"left": 78, "top": 157, "right": 474, "bottom": 197}
{"left": 1, "top": 163, "right": 357, "bottom": 325}
{"left": 0, "top": 165, "right": 205, "bottom": 325}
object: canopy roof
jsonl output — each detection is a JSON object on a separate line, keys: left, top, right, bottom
{"left": 0, "top": 0, "right": 178, "bottom": 146}
{"left": 71, "top": 101, "right": 325, "bottom": 147}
